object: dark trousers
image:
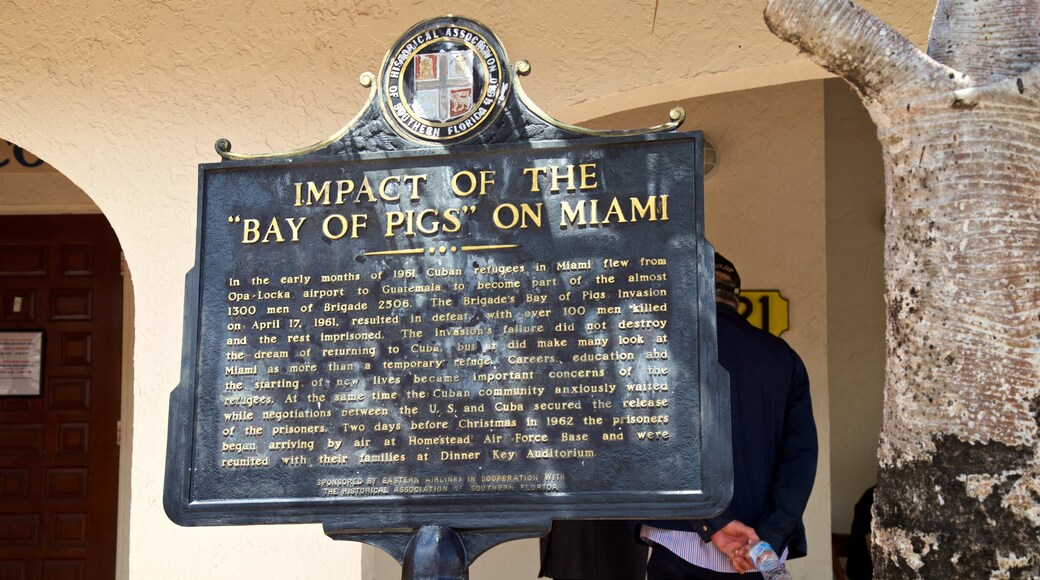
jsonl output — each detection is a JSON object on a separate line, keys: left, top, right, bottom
{"left": 647, "top": 546, "right": 763, "bottom": 580}
{"left": 539, "top": 520, "right": 647, "bottom": 580}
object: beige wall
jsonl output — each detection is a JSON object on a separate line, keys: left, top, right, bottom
{"left": 823, "top": 79, "right": 887, "bottom": 533}
{"left": 0, "top": 164, "right": 99, "bottom": 214}
{"left": 0, "top": 2, "right": 929, "bottom": 578}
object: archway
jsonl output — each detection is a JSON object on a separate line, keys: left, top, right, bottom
{"left": 0, "top": 139, "right": 131, "bottom": 579}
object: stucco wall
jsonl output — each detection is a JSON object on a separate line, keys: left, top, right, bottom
{"left": 0, "top": 164, "right": 99, "bottom": 214}
{"left": 823, "top": 79, "right": 886, "bottom": 533}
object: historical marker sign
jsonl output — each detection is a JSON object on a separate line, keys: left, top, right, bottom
{"left": 165, "top": 15, "right": 730, "bottom": 550}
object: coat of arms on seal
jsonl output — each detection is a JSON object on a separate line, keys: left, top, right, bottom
{"left": 412, "top": 50, "right": 475, "bottom": 122}
{"left": 381, "top": 17, "right": 509, "bottom": 144}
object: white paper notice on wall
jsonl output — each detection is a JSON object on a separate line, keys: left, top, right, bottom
{"left": 12, "top": 297, "right": 22, "bottom": 313}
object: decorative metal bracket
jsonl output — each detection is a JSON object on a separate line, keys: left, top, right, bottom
{"left": 324, "top": 523, "right": 548, "bottom": 580}
{"left": 215, "top": 72, "right": 379, "bottom": 161}
{"left": 512, "top": 60, "right": 685, "bottom": 137}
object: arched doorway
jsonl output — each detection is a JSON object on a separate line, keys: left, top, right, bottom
{"left": 0, "top": 140, "right": 125, "bottom": 580}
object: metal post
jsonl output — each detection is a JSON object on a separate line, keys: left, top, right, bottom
{"left": 401, "top": 525, "right": 467, "bottom": 580}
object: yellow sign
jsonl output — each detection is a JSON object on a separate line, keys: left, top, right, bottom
{"left": 737, "top": 289, "right": 790, "bottom": 337}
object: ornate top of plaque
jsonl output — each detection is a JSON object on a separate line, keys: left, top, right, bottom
{"left": 214, "top": 15, "right": 685, "bottom": 159}
{"left": 379, "top": 17, "right": 510, "bottom": 144}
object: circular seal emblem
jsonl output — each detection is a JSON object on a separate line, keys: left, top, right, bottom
{"left": 380, "top": 16, "right": 510, "bottom": 144}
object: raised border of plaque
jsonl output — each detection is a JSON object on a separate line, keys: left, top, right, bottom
{"left": 165, "top": 14, "right": 731, "bottom": 568}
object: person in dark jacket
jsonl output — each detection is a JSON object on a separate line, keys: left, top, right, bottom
{"left": 641, "top": 252, "right": 819, "bottom": 579}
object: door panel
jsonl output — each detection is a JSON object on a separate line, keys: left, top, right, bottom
{"left": 0, "top": 215, "right": 122, "bottom": 580}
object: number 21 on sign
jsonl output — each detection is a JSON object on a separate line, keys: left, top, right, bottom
{"left": 738, "top": 290, "right": 790, "bottom": 337}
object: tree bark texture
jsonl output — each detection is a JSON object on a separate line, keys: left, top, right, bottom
{"left": 765, "top": 0, "right": 1040, "bottom": 577}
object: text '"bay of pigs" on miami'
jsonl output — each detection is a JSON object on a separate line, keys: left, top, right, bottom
{"left": 235, "top": 162, "right": 670, "bottom": 244}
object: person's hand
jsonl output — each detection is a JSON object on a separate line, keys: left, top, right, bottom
{"left": 709, "top": 520, "right": 759, "bottom": 573}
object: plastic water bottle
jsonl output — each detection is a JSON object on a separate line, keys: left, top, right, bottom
{"left": 748, "top": 541, "right": 792, "bottom": 579}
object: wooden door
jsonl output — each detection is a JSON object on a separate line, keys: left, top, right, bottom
{"left": 0, "top": 215, "right": 123, "bottom": 580}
